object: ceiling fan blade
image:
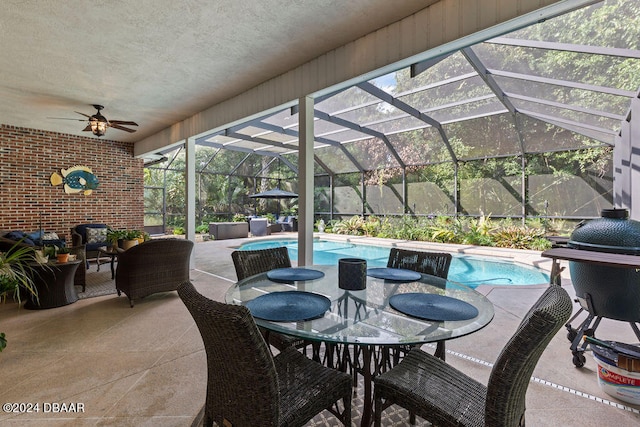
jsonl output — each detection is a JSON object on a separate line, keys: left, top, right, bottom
{"left": 48, "top": 117, "right": 87, "bottom": 121}
{"left": 82, "top": 125, "right": 92, "bottom": 132}
{"left": 109, "top": 120, "right": 138, "bottom": 126}
{"left": 109, "top": 123, "right": 137, "bottom": 133}
{"left": 75, "top": 111, "right": 92, "bottom": 118}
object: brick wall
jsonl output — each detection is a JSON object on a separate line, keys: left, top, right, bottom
{"left": 0, "top": 124, "right": 144, "bottom": 241}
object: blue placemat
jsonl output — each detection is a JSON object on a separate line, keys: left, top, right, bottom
{"left": 267, "top": 267, "right": 325, "bottom": 282}
{"left": 246, "top": 291, "right": 331, "bottom": 322}
{"left": 389, "top": 293, "right": 479, "bottom": 321}
{"left": 367, "top": 267, "right": 421, "bottom": 282}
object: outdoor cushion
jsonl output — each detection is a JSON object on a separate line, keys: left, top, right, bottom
{"left": 5, "top": 231, "right": 26, "bottom": 240}
{"left": 25, "top": 231, "right": 64, "bottom": 247}
{"left": 27, "top": 230, "right": 43, "bottom": 240}
{"left": 4, "top": 231, "right": 35, "bottom": 246}
{"left": 74, "top": 223, "right": 108, "bottom": 239}
{"left": 73, "top": 224, "right": 109, "bottom": 252}
{"left": 86, "top": 227, "right": 107, "bottom": 244}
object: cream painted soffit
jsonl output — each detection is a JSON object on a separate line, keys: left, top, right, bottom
{"left": 135, "top": 0, "right": 599, "bottom": 157}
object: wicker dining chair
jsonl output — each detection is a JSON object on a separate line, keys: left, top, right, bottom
{"left": 177, "top": 281, "right": 352, "bottom": 427}
{"left": 231, "top": 246, "right": 305, "bottom": 351}
{"left": 387, "top": 247, "right": 453, "bottom": 279}
{"left": 232, "top": 246, "right": 292, "bottom": 281}
{"left": 387, "top": 248, "right": 453, "bottom": 360}
{"left": 373, "top": 284, "right": 572, "bottom": 427}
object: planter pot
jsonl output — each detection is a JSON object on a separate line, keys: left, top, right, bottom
{"left": 56, "top": 253, "right": 69, "bottom": 263}
{"left": 35, "top": 250, "right": 49, "bottom": 264}
{"left": 122, "top": 239, "right": 139, "bottom": 250}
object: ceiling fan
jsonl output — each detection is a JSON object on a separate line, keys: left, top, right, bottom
{"left": 51, "top": 104, "right": 138, "bottom": 137}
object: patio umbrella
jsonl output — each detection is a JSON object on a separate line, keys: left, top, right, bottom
{"left": 249, "top": 188, "right": 298, "bottom": 217}
{"left": 249, "top": 188, "right": 298, "bottom": 199}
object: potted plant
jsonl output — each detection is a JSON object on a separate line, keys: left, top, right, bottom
{"left": 123, "top": 230, "right": 142, "bottom": 250}
{"left": 106, "top": 229, "right": 125, "bottom": 249}
{"left": 130, "top": 230, "right": 146, "bottom": 245}
{"left": 43, "top": 244, "right": 57, "bottom": 259}
{"left": 56, "top": 246, "right": 70, "bottom": 263}
{"left": 0, "top": 242, "right": 39, "bottom": 351}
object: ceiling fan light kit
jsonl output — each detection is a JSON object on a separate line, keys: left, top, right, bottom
{"left": 89, "top": 105, "right": 108, "bottom": 136}
{"left": 51, "top": 104, "right": 138, "bottom": 137}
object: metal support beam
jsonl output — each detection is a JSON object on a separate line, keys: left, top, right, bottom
{"left": 488, "top": 37, "right": 640, "bottom": 60}
{"left": 228, "top": 153, "right": 252, "bottom": 175}
{"left": 410, "top": 53, "right": 455, "bottom": 78}
{"left": 198, "top": 147, "right": 222, "bottom": 173}
{"left": 489, "top": 69, "right": 636, "bottom": 98}
{"left": 462, "top": 46, "right": 529, "bottom": 222}
{"left": 505, "top": 92, "right": 625, "bottom": 121}
{"left": 185, "top": 137, "right": 196, "bottom": 268}
{"left": 357, "top": 81, "right": 459, "bottom": 164}
{"left": 314, "top": 109, "right": 406, "bottom": 169}
{"left": 299, "top": 96, "right": 315, "bottom": 266}
{"left": 402, "top": 168, "right": 407, "bottom": 214}
{"left": 251, "top": 120, "right": 367, "bottom": 173}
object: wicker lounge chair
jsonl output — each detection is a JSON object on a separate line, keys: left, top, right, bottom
{"left": 177, "top": 281, "right": 352, "bottom": 427}
{"left": 115, "top": 238, "right": 193, "bottom": 307}
{"left": 231, "top": 246, "right": 305, "bottom": 351}
{"left": 373, "top": 284, "right": 572, "bottom": 427}
{"left": 387, "top": 248, "right": 453, "bottom": 360}
{"left": 71, "top": 223, "right": 109, "bottom": 268}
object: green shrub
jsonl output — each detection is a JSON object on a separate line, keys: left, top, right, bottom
{"left": 173, "top": 227, "right": 185, "bottom": 235}
{"left": 491, "top": 226, "right": 549, "bottom": 249}
{"left": 196, "top": 224, "right": 209, "bottom": 234}
{"left": 232, "top": 213, "right": 246, "bottom": 222}
{"left": 428, "top": 216, "right": 463, "bottom": 243}
{"left": 391, "top": 216, "right": 423, "bottom": 240}
{"left": 529, "top": 237, "right": 553, "bottom": 251}
{"left": 332, "top": 216, "right": 366, "bottom": 235}
{"left": 362, "top": 216, "right": 382, "bottom": 237}
{"left": 461, "top": 232, "right": 494, "bottom": 247}
{"left": 321, "top": 214, "right": 554, "bottom": 251}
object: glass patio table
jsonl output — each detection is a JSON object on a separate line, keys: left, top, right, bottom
{"left": 225, "top": 264, "right": 494, "bottom": 426}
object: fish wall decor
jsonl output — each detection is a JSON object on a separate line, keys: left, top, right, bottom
{"left": 50, "top": 165, "right": 99, "bottom": 195}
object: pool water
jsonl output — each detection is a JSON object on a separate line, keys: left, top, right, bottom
{"left": 238, "top": 239, "right": 549, "bottom": 287}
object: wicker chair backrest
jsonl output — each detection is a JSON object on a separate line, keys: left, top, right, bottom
{"left": 485, "top": 285, "right": 572, "bottom": 426}
{"left": 387, "top": 248, "right": 453, "bottom": 279}
{"left": 232, "top": 246, "right": 292, "bottom": 280}
{"left": 177, "top": 281, "right": 279, "bottom": 426}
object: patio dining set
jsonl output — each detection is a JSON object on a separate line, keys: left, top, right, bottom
{"left": 181, "top": 245, "right": 573, "bottom": 427}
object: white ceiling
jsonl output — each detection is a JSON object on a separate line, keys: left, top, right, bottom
{"left": 0, "top": 0, "right": 438, "bottom": 143}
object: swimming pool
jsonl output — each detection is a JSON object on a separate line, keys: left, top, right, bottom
{"left": 238, "top": 239, "right": 550, "bottom": 287}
